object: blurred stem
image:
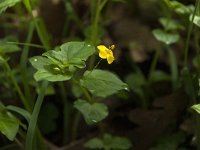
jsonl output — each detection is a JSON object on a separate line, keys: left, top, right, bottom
{"left": 14, "top": 138, "right": 24, "bottom": 149}
{"left": 22, "top": 0, "right": 51, "bottom": 50}
{"left": 71, "top": 112, "right": 81, "bottom": 141}
{"left": 59, "top": 82, "right": 71, "bottom": 144}
{"left": 8, "top": 42, "right": 45, "bottom": 49}
{"left": 167, "top": 46, "right": 178, "bottom": 89}
{"left": 0, "top": 144, "right": 18, "bottom": 150}
{"left": 148, "top": 49, "right": 160, "bottom": 82}
{"left": 184, "top": 0, "right": 200, "bottom": 67}
{"left": 91, "top": 0, "right": 108, "bottom": 45}
{"left": 4, "top": 62, "right": 31, "bottom": 112}
{"left": 89, "top": 0, "right": 108, "bottom": 69}
{"left": 20, "top": 21, "right": 35, "bottom": 107}
{"left": 194, "top": 27, "right": 200, "bottom": 74}
{"left": 25, "top": 81, "right": 48, "bottom": 150}
{"left": 196, "top": 115, "right": 200, "bottom": 150}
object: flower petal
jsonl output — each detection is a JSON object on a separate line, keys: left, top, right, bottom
{"left": 97, "top": 45, "right": 108, "bottom": 59}
{"left": 107, "top": 54, "right": 114, "bottom": 64}
{"left": 99, "top": 50, "right": 107, "bottom": 59}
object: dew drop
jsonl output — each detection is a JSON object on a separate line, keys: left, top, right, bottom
{"left": 92, "top": 120, "right": 97, "bottom": 123}
{"left": 88, "top": 44, "right": 91, "bottom": 47}
{"left": 124, "top": 87, "right": 128, "bottom": 91}
{"left": 34, "top": 58, "right": 37, "bottom": 61}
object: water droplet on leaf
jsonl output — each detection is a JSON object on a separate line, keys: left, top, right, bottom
{"left": 92, "top": 120, "right": 97, "bottom": 123}
{"left": 124, "top": 87, "right": 128, "bottom": 91}
{"left": 34, "top": 58, "right": 37, "bottom": 61}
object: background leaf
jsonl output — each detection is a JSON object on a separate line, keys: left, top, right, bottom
{"left": 0, "top": 36, "right": 20, "bottom": 53}
{"left": 85, "top": 134, "right": 132, "bottom": 150}
{"left": 0, "top": 111, "right": 20, "bottom": 141}
{"left": 0, "top": 0, "right": 21, "bottom": 14}
{"left": 152, "top": 29, "right": 179, "bottom": 45}
{"left": 74, "top": 99, "right": 108, "bottom": 125}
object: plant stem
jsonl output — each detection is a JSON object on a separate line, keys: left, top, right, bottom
{"left": 4, "top": 62, "right": 31, "bottom": 112}
{"left": 183, "top": 0, "right": 200, "bottom": 67}
{"left": 89, "top": 0, "right": 108, "bottom": 69}
{"left": 71, "top": 112, "right": 81, "bottom": 141}
{"left": 25, "top": 81, "right": 48, "bottom": 150}
{"left": 59, "top": 82, "right": 71, "bottom": 144}
{"left": 72, "top": 78, "right": 93, "bottom": 103}
{"left": 71, "top": 78, "right": 94, "bottom": 140}
{"left": 8, "top": 42, "right": 45, "bottom": 49}
{"left": 148, "top": 49, "right": 160, "bottom": 82}
{"left": 22, "top": 0, "right": 51, "bottom": 50}
{"left": 20, "top": 21, "right": 35, "bottom": 106}
{"left": 167, "top": 46, "right": 178, "bottom": 89}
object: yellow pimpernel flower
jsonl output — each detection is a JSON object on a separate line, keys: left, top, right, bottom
{"left": 97, "top": 45, "right": 115, "bottom": 64}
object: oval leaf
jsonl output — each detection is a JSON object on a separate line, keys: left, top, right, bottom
{"left": 152, "top": 29, "right": 179, "bottom": 45}
{"left": 81, "top": 69, "right": 128, "bottom": 98}
{"left": 0, "top": 111, "right": 20, "bottom": 141}
{"left": 74, "top": 99, "right": 108, "bottom": 125}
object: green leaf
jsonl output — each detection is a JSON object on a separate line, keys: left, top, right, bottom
{"left": 81, "top": 69, "right": 128, "bottom": 98}
{"left": 0, "top": 111, "right": 20, "bottom": 141}
{"left": 30, "top": 41, "right": 96, "bottom": 82}
{"left": 191, "top": 104, "right": 200, "bottom": 114}
{"left": 190, "top": 15, "right": 200, "bottom": 28}
{"left": 6, "top": 105, "right": 31, "bottom": 123}
{"left": 43, "top": 42, "right": 96, "bottom": 68}
{"left": 150, "top": 132, "right": 185, "bottom": 150}
{"left": 74, "top": 99, "right": 108, "bottom": 125}
{"left": 0, "top": 0, "right": 21, "bottom": 14}
{"left": 125, "top": 73, "right": 146, "bottom": 99}
{"left": 164, "top": 0, "right": 193, "bottom": 15}
{"left": 84, "top": 138, "right": 104, "bottom": 149}
{"left": 152, "top": 29, "right": 179, "bottom": 45}
{"left": 0, "top": 55, "right": 6, "bottom": 64}
{"left": 0, "top": 36, "right": 20, "bottom": 53}
{"left": 85, "top": 134, "right": 132, "bottom": 150}
{"left": 110, "top": 138, "right": 132, "bottom": 149}
{"left": 33, "top": 70, "right": 72, "bottom": 82}
{"left": 29, "top": 56, "right": 52, "bottom": 70}
{"left": 29, "top": 56, "right": 72, "bottom": 82}
{"left": 149, "top": 70, "right": 171, "bottom": 83}
{"left": 159, "top": 17, "right": 184, "bottom": 31}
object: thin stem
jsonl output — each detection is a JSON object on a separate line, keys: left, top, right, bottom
{"left": 72, "top": 78, "right": 93, "bottom": 103}
{"left": 59, "top": 82, "right": 71, "bottom": 144}
{"left": 184, "top": 0, "right": 200, "bottom": 67}
{"left": 14, "top": 138, "right": 24, "bottom": 149}
{"left": 25, "top": 81, "right": 48, "bottom": 150}
{"left": 148, "top": 49, "right": 160, "bottom": 82}
{"left": 4, "top": 62, "right": 31, "bottom": 112}
{"left": 22, "top": 0, "right": 51, "bottom": 50}
{"left": 89, "top": 0, "right": 108, "bottom": 69}
{"left": 93, "top": 59, "right": 103, "bottom": 70}
{"left": 91, "top": 0, "right": 108, "bottom": 45}
{"left": 0, "top": 144, "right": 18, "bottom": 150}
{"left": 8, "top": 42, "right": 45, "bottom": 49}
{"left": 71, "top": 112, "right": 81, "bottom": 140}
{"left": 20, "top": 22, "right": 35, "bottom": 106}
{"left": 167, "top": 46, "right": 178, "bottom": 89}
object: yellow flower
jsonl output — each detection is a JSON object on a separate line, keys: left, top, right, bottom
{"left": 97, "top": 45, "right": 115, "bottom": 64}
